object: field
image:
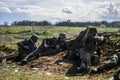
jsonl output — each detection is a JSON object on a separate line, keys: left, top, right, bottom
{"left": 0, "top": 26, "right": 120, "bottom": 80}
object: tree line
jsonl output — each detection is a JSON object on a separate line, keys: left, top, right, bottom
{"left": 55, "top": 20, "right": 120, "bottom": 28}
{"left": 2, "top": 20, "right": 120, "bottom": 28}
{"left": 11, "top": 20, "right": 52, "bottom": 26}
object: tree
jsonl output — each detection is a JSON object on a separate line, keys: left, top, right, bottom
{"left": 4, "top": 22, "right": 8, "bottom": 26}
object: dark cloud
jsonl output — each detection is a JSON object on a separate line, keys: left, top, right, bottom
{"left": 62, "top": 8, "right": 74, "bottom": 14}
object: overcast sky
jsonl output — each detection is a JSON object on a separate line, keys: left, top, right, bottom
{"left": 0, "top": 0, "right": 120, "bottom": 24}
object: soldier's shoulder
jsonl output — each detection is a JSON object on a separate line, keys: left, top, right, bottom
{"left": 23, "top": 38, "right": 31, "bottom": 43}
{"left": 25, "top": 38, "right": 29, "bottom": 41}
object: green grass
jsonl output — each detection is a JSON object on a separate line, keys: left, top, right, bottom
{"left": 0, "top": 26, "right": 119, "bottom": 34}
{"left": 0, "top": 26, "right": 119, "bottom": 49}
{"left": 0, "top": 26, "right": 119, "bottom": 40}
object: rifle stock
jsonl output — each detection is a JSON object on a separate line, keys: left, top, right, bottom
{"left": 0, "top": 51, "right": 18, "bottom": 60}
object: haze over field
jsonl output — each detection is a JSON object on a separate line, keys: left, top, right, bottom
{"left": 0, "top": 0, "right": 120, "bottom": 25}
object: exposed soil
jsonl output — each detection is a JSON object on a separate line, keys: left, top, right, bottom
{"left": 27, "top": 52, "right": 72, "bottom": 75}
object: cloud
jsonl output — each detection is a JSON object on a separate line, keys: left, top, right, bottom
{"left": 96, "top": 3, "right": 120, "bottom": 20}
{"left": 11, "top": 0, "right": 26, "bottom": 1}
{"left": 62, "top": 7, "right": 74, "bottom": 14}
{"left": 0, "top": 1, "right": 16, "bottom": 13}
{"left": 0, "top": 7, "right": 12, "bottom": 13}
{"left": 0, "top": 1, "right": 6, "bottom": 6}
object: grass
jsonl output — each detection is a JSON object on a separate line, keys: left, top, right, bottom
{"left": 0, "top": 26, "right": 119, "bottom": 41}
{"left": 0, "top": 26, "right": 119, "bottom": 35}
{"left": 0, "top": 26, "right": 119, "bottom": 80}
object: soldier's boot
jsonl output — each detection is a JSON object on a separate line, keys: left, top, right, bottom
{"left": 76, "top": 67, "right": 84, "bottom": 76}
{"left": 76, "top": 63, "right": 89, "bottom": 76}
{"left": 90, "top": 66, "right": 104, "bottom": 74}
{"left": 91, "top": 62, "right": 116, "bottom": 74}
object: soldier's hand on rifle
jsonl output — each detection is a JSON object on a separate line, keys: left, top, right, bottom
{"left": 94, "top": 36, "right": 104, "bottom": 41}
{"left": 24, "top": 46, "right": 30, "bottom": 49}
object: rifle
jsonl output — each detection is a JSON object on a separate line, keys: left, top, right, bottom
{"left": 98, "top": 31, "right": 120, "bottom": 52}
{"left": 98, "top": 32, "right": 120, "bottom": 38}
{"left": 0, "top": 51, "right": 18, "bottom": 62}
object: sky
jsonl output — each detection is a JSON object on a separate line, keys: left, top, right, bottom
{"left": 0, "top": 0, "right": 120, "bottom": 25}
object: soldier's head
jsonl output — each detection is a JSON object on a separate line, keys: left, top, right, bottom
{"left": 31, "top": 34, "right": 39, "bottom": 43}
{"left": 59, "top": 32, "right": 66, "bottom": 40}
{"left": 86, "top": 27, "right": 97, "bottom": 36}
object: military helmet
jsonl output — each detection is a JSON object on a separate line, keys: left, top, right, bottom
{"left": 86, "top": 27, "right": 97, "bottom": 35}
{"left": 31, "top": 34, "right": 39, "bottom": 42}
{"left": 59, "top": 32, "right": 66, "bottom": 39}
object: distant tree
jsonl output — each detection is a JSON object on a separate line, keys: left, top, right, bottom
{"left": 4, "top": 22, "right": 8, "bottom": 26}
{"left": 40, "top": 20, "right": 51, "bottom": 26}
{"left": 114, "top": 21, "right": 120, "bottom": 28}
{"left": 11, "top": 21, "right": 17, "bottom": 26}
{"left": 11, "top": 20, "right": 52, "bottom": 26}
{"left": 10, "top": 20, "right": 120, "bottom": 28}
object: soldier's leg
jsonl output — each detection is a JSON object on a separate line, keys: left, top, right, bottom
{"left": 91, "top": 54, "right": 118, "bottom": 73}
{"left": 19, "top": 49, "right": 40, "bottom": 65}
{"left": 76, "top": 52, "right": 91, "bottom": 76}
{"left": 91, "top": 53, "right": 100, "bottom": 66}
{"left": 23, "top": 45, "right": 47, "bottom": 61}
{"left": 24, "top": 50, "right": 38, "bottom": 60}
{"left": 41, "top": 49, "right": 60, "bottom": 56}
{"left": 100, "top": 54, "right": 118, "bottom": 70}
{"left": 24, "top": 47, "right": 44, "bottom": 61}
{"left": 15, "top": 52, "right": 27, "bottom": 62}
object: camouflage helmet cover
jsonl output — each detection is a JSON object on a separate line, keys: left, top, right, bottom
{"left": 31, "top": 34, "right": 39, "bottom": 42}
{"left": 86, "top": 27, "right": 97, "bottom": 35}
{"left": 59, "top": 32, "right": 66, "bottom": 39}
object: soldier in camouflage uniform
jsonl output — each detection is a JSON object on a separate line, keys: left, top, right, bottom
{"left": 20, "top": 33, "right": 68, "bottom": 64}
{"left": 15, "top": 34, "right": 39, "bottom": 62}
{"left": 66, "top": 27, "right": 104, "bottom": 76}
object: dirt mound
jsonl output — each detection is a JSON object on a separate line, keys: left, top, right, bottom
{"left": 27, "top": 52, "right": 72, "bottom": 75}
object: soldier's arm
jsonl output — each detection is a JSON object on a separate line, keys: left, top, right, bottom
{"left": 17, "top": 39, "right": 29, "bottom": 49}
{"left": 76, "top": 31, "right": 85, "bottom": 41}
{"left": 17, "top": 41, "right": 25, "bottom": 48}
{"left": 94, "top": 35, "right": 104, "bottom": 41}
{"left": 43, "top": 38, "right": 49, "bottom": 48}
{"left": 49, "top": 40, "right": 57, "bottom": 49}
